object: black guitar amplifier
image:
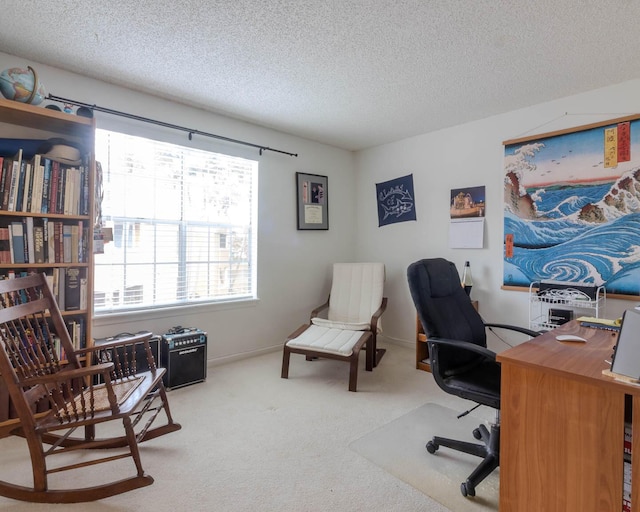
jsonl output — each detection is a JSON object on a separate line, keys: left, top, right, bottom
{"left": 160, "top": 328, "right": 207, "bottom": 390}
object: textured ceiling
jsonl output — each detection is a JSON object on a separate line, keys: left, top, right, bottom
{"left": 1, "top": 0, "right": 640, "bottom": 151}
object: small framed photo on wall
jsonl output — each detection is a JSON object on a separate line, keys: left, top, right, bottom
{"left": 296, "top": 172, "right": 328, "bottom": 230}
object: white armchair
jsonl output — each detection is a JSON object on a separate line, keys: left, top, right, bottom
{"left": 281, "top": 262, "right": 387, "bottom": 391}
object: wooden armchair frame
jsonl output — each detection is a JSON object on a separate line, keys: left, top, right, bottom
{"left": 309, "top": 295, "right": 388, "bottom": 368}
{"left": 281, "top": 297, "right": 387, "bottom": 391}
{"left": 281, "top": 262, "right": 388, "bottom": 392}
{"left": 0, "top": 273, "right": 181, "bottom": 503}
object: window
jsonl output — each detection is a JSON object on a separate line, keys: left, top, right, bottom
{"left": 94, "top": 129, "right": 258, "bottom": 314}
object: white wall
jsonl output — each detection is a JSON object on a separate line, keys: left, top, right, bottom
{"left": 355, "top": 79, "right": 640, "bottom": 353}
{"left": 4, "top": 51, "right": 639, "bottom": 360}
{"left": 0, "top": 52, "right": 357, "bottom": 363}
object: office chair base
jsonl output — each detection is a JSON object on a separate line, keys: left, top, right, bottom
{"left": 426, "top": 423, "right": 500, "bottom": 498}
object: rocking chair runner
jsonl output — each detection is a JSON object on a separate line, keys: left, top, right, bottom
{"left": 0, "top": 273, "right": 181, "bottom": 503}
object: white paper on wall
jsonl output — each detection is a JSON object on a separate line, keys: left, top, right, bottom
{"left": 449, "top": 217, "right": 484, "bottom": 249}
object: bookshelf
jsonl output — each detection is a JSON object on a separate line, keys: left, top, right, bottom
{"left": 0, "top": 98, "right": 95, "bottom": 362}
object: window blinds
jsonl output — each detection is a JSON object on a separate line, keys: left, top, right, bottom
{"left": 94, "top": 129, "right": 258, "bottom": 314}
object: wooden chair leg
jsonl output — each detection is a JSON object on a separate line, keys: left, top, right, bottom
{"left": 281, "top": 345, "right": 291, "bottom": 379}
{"left": 348, "top": 354, "right": 359, "bottom": 392}
{"left": 371, "top": 333, "right": 386, "bottom": 368}
{"left": 122, "top": 416, "right": 145, "bottom": 477}
{"left": 365, "top": 333, "right": 374, "bottom": 372}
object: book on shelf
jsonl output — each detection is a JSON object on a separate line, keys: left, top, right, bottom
{"left": 22, "top": 160, "right": 33, "bottom": 212}
{"left": 1, "top": 156, "right": 14, "bottom": 211}
{"left": 52, "top": 267, "right": 65, "bottom": 310}
{"left": 62, "top": 224, "right": 72, "bottom": 263}
{"left": 80, "top": 276, "right": 87, "bottom": 310}
{"left": 41, "top": 157, "right": 51, "bottom": 213}
{"left": 0, "top": 227, "right": 9, "bottom": 264}
{"left": 64, "top": 267, "right": 82, "bottom": 311}
{"left": 70, "top": 223, "right": 79, "bottom": 263}
{"left": 6, "top": 149, "right": 22, "bottom": 212}
{"left": 9, "top": 221, "right": 25, "bottom": 264}
{"left": 29, "top": 154, "right": 43, "bottom": 213}
{"left": 0, "top": 157, "right": 8, "bottom": 210}
{"left": 54, "top": 221, "right": 63, "bottom": 263}
{"left": 33, "top": 225, "right": 45, "bottom": 263}
{"left": 23, "top": 217, "right": 35, "bottom": 264}
{"left": 14, "top": 160, "right": 27, "bottom": 212}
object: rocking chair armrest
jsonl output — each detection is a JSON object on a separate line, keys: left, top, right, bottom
{"left": 19, "top": 362, "right": 115, "bottom": 386}
{"left": 370, "top": 297, "right": 388, "bottom": 332}
{"left": 310, "top": 297, "right": 330, "bottom": 321}
{"left": 77, "top": 332, "right": 157, "bottom": 378}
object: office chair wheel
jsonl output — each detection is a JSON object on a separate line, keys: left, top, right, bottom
{"left": 472, "top": 428, "right": 482, "bottom": 440}
{"left": 426, "top": 440, "right": 438, "bottom": 454}
{"left": 461, "top": 481, "right": 475, "bottom": 497}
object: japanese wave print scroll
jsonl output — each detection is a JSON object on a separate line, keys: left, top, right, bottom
{"left": 503, "top": 115, "right": 640, "bottom": 296}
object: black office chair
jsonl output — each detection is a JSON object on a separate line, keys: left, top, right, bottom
{"left": 406, "top": 258, "right": 539, "bottom": 498}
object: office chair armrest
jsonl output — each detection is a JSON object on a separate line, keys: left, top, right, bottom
{"left": 427, "top": 337, "right": 497, "bottom": 362}
{"left": 483, "top": 323, "right": 541, "bottom": 338}
{"left": 310, "top": 296, "right": 330, "bottom": 322}
{"left": 370, "top": 297, "right": 388, "bottom": 333}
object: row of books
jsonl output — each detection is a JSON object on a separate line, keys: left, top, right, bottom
{"left": 0, "top": 150, "right": 90, "bottom": 215}
{"left": 0, "top": 218, "right": 87, "bottom": 265}
{"left": 624, "top": 421, "right": 631, "bottom": 512}
{"left": 47, "top": 267, "right": 88, "bottom": 312}
{"left": 2, "top": 267, "right": 88, "bottom": 312}
{"left": 35, "top": 317, "right": 87, "bottom": 362}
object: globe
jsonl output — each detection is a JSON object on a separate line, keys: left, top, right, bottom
{"left": 0, "top": 66, "right": 46, "bottom": 105}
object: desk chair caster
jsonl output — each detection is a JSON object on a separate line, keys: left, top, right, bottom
{"left": 425, "top": 422, "right": 499, "bottom": 498}
{"left": 461, "top": 481, "right": 475, "bottom": 497}
{"left": 426, "top": 439, "right": 476, "bottom": 496}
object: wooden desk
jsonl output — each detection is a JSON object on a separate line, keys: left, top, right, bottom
{"left": 498, "top": 320, "right": 639, "bottom": 511}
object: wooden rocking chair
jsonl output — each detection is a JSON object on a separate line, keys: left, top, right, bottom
{"left": 0, "top": 273, "right": 181, "bottom": 503}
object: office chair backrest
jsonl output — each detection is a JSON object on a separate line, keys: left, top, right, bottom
{"left": 328, "top": 262, "right": 385, "bottom": 325}
{"left": 407, "top": 258, "right": 487, "bottom": 369}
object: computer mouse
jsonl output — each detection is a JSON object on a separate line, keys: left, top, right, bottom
{"left": 555, "top": 334, "right": 587, "bottom": 342}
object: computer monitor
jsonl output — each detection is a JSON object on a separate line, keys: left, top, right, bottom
{"left": 611, "top": 309, "right": 640, "bottom": 379}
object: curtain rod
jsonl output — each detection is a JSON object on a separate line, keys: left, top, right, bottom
{"left": 46, "top": 93, "right": 298, "bottom": 157}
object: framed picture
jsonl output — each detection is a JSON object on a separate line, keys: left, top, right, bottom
{"left": 296, "top": 172, "right": 328, "bottom": 230}
{"left": 502, "top": 113, "right": 640, "bottom": 297}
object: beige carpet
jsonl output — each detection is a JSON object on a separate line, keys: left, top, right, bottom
{"left": 349, "top": 403, "right": 499, "bottom": 512}
{"left": 0, "top": 344, "right": 482, "bottom": 511}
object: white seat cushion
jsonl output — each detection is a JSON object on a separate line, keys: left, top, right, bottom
{"left": 286, "top": 325, "right": 367, "bottom": 356}
{"left": 311, "top": 317, "right": 370, "bottom": 331}
{"left": 327, "top": 263, "right": 385, "bottom": 326}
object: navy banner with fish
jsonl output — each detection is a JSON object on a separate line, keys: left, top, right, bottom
{"left": 376, "top": 174, "right": 416, "bottom": 227}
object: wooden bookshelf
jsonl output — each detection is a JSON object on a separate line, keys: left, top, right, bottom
{"left": 0, "top": 99, "right": 95, "bottom": 421}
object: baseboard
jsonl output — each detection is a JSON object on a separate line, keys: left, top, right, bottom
{"left": 206, "top": 335, "right": 413, "bottom": 369}
{"left": 380, "top": 334, "right": 413, "bottom": 350}
{"left": 207, "top": 344, "right": 281, "bottom": 368}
